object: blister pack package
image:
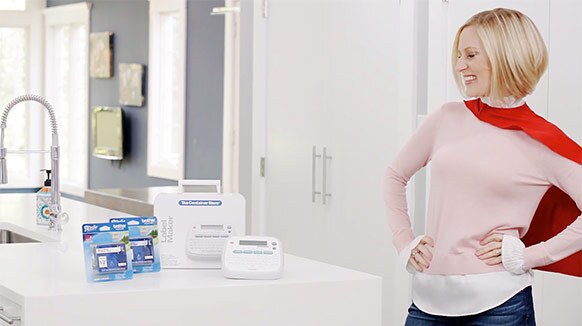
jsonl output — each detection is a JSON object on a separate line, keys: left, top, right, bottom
{"left": 82, "top": 222, "right": 133, "bottom": 282}
{"left": 110, "top": 217, "right": 161, "bottom": 273}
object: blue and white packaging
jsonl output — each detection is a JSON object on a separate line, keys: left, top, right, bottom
{"left": 82, "top": 222, "right": 133, "bottom": 282}
{"left": 110, "top": 217, "right": 161, "bottom": 274}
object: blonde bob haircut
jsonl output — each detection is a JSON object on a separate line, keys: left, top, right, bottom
{"left": 452, "top": 8, "right": 548, "bottom": 100}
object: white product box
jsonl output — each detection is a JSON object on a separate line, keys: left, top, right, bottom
{"left": 154, "top": 193, "right": 246, "bottom": 269}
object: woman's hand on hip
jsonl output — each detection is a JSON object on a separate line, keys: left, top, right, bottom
{"left": 409, "top": 236, "right": 434, "bottom": 272}
{"left": 476, "top": 233, "right": 503, "bottom": 265}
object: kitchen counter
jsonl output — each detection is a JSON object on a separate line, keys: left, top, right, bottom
{"left": 84, "top": 185, "right": 224, "bottom": 216}
{"left": 84, "top": 186, "right": 180, "bottom": 216}
{"left": 0, "top": 194, "right": 382, "bottom": 325}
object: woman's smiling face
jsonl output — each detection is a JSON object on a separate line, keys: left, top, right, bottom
{"left": 455, "top": 26, "right": 492, "bottom": 98}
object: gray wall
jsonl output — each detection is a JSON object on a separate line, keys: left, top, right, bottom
{"left": 47, "top": 0, "right": 225, "bottom": 189}
{"left": 185, "top": 0, "right": 225, "bottom": 186}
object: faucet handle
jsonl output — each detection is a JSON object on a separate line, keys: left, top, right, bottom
{"left": 57, "top": 211, "right": 69, "bottom": 225}
{"left": 48, "top": 211, "right": 69, "bottom": 231}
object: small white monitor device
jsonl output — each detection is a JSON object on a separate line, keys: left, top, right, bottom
{"left": 222, "top": 236, "right": 284, "bottom": 280}
{"left": 185, "top": 224, "right": 233, "bottom": 260}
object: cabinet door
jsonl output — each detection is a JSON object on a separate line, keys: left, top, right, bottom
{"left": 322, "top": 1, "right": 410, "bottom": 324}
{"left": 264, "top": 0, "right": 328, "bottom": 260}
{"left": 264, "top": 1, "right": 410, "bottom": 325}
{"left": 547, "top": 0, "right": 582, "bottom": 143}
{"left": 539, "top": 1, "right": 582, "bottom": 324}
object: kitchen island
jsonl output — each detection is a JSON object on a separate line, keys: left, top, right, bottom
{"left": 0, "top": 194, "right": 382, "bottom": 325}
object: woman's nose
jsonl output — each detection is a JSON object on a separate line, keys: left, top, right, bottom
{"left": 455, "top": 59, "right": 467, "bottom": 72}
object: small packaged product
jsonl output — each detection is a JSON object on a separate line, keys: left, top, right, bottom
{"left": 36, "top": 169, "right": 52, "bottom": 225}
{"left": 110, "top": 217, "right": 161, "bottom": 273}
{"left": 82, "top": 222, "right": 133, "bottom": 282}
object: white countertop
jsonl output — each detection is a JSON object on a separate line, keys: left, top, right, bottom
{"left": 0, "top": 194, "right": 382, "bottom": 326}
{"left": 83, "top": 186, "right": 181, "bottom": 215}
{"left": 85, "top": 186, "right": 180, "bottom": 205}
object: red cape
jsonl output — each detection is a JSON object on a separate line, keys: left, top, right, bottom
{"left": 465, "top": 98, "right": 581, "bottom": 277}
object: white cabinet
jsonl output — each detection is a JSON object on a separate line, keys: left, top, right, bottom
{"left": 262, "top": 1, "right": 409, "bottom": 325}
{"left": 546, "top": 0, "right": 582, "bottom": 144}
{"left": 427, "top": 1, "right": 582, "bottom": 324}
{"left": 541, "top": 3, "right": 582, "bottom": 322}
{"left": 0, "top": 295, "right": 21, "bottom": 326}
{"left": 265, "top": 0, "right": 327, "bottom": 261}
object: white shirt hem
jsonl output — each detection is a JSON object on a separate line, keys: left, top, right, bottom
{"left": 411, "top": 270, "right": 533, "bottom": 316}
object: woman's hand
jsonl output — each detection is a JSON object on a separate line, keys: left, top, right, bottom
{"left": 409, "top": 236, "right": 434, "bottom": 272}
{"left": 476, "top": 233, "right": 503, "bottom": 265}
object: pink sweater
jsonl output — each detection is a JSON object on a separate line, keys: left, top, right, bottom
{"left": 384, "top": 102, "right": 582, "bottom": 275}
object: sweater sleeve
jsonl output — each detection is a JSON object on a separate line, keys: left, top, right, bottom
{"left": 384, "top": 106, "right": 443, "bottom": 253}
{"left": 524, "top": 150, "right": 582, "bottom": 270}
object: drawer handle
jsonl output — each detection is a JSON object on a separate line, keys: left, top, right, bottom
{"left": 0, "top": 306, "right": 21, "bottom": 325}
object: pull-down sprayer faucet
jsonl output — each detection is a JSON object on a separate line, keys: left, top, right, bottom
{"left": 0, "top": 94, "right": 68, "bottom": 231}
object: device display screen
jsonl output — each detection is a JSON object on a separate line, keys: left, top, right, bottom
{"left": 201, "top": 225, "right": 223, "bottom": 230}
{"left": 239, "top": 240, "right": 268, "bottom": 246}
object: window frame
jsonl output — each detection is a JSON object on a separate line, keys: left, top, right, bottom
{"left": 42, "top": 2, "right": 91, "bottom": 197}
{"left": 147, "top": 0, "right": 187, "bottom": 180}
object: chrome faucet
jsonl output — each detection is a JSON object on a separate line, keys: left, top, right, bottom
{"left": 0, "top": 94, "right": 68, "bottom": 231}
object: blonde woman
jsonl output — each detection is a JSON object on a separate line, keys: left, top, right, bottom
{"left": 384, "top": 8, "right": 581, "bottom": 325}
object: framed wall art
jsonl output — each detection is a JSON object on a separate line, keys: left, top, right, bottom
{"left": 119, "top": 63, "right": 145, "bottom": 106}
{"left": 90, "top": 32, "right": 113, "bottom": 78}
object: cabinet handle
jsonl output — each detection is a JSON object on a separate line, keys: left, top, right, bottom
{"left": 0, "top": 306, "right": 21, "bottom": 325}
{"left": 312, "top": 146, "right": 322, "bottom": 202}
{"left": 322, "top": 147, "right": 332, "bottom": 204}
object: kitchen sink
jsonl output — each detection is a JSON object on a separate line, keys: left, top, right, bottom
{"left": 0, "top": 229, "right": 41, "bottom": 244}
{"left": 0, "top": 222, "right": 54, "bottom": 244}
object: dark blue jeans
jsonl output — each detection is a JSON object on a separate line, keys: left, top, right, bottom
{"left": 405, "top": 286, "right": 535, "bottom": 326}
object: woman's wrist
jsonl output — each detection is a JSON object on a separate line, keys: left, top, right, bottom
{"left": 400, "top": 235, "right": 424, "bottom": 273}
{"left": 502, "top": 235, "right": 528, "bottom": 274}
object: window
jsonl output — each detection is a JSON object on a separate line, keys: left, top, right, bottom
{"left": 0, "top": 0, "right": 44, "bottom": 188}
{"left": 0, "top": 0, "right": 26, "bottom": 11}
{"left": 148, "top": 0, "right": 186, "bottom": 180}
{"left": 43, "top": 3, "right": 91, "bottom": 197}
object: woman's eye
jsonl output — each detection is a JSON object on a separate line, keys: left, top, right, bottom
{"left": 467, "top": 53, "right": 476, "bottom": 58}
